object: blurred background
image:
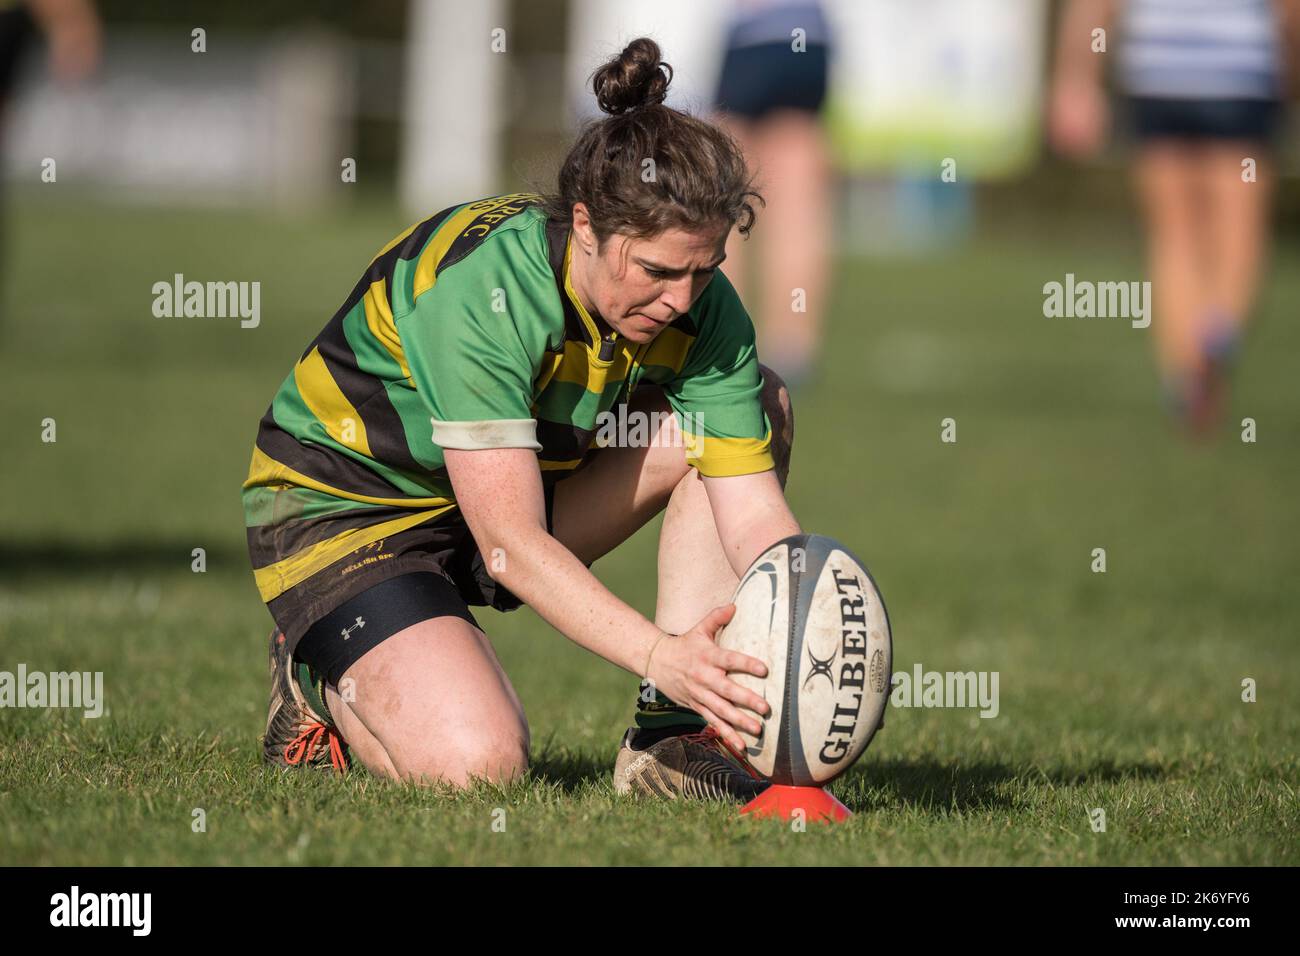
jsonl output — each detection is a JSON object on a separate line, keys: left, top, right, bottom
{"left": 2, "top": 0, "right": 1296, "bottom": 864}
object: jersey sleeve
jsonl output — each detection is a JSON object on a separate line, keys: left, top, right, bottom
{"left": 395, "top": 229, "right": 557, "bottom": 451}
{"left": 663, "top": 271, "right": 774, "bottom": 478}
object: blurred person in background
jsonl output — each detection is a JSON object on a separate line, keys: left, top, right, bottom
{"left": 1050, "top": 0, "right": 1299, "bottom": 435}
{"left": 0, "top": 0, "right": 99, "bottom": 100}
{"left": 0, "top": 0, "right": 100, "bottom": 309}
{"left": 713, "top": 0, "right": 832, "bottom": 389}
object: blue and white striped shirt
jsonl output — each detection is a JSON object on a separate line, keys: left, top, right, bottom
{"left": 1119, "top": 0, "right": 1282, "bottom": 99}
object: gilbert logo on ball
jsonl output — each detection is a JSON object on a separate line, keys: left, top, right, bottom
{"left": 718, "top": 534, "right": 892, "bottom": 787}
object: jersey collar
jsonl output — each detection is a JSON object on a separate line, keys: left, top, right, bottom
{"left": 546, "top": 215, "right": 620, "bottom": 356}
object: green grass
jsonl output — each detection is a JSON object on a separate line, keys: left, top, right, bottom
{"left": 1, "top": 193, "right": 1297, "bottom": 865}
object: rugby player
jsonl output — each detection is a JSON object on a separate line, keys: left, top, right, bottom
{"left": 243, "top": 38, "right": 799, "bottom": 801}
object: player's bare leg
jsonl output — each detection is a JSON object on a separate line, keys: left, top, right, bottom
{"left": 325, "top": 617, "right": 529, "bottom": 787}
{"left": 1202, "top": 142, "right": 1272, "bottom": 330}
{"left": 752, "top": 109, "right": 831, "bottom": 386}
{"left": 717, "top": 110, "right": 831, "bottom": 386}
{"left": 655, "top": 370, "right": 793, "bottom": 634}
{"left": 1191, "top": 142, "right": 1274, "bottom": 430}
{"left": 1135, "top": 142, "right": 1209, "bottom": 421}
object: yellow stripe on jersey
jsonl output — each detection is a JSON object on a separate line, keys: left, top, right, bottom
{"left": 548, "top": 339, "right": 634, "bottom": 394}
{"left": 411, "top": 204, "right": 483, "bottom": 301}
{"left": 539, "top": 458, "right": 583, "bottom": 472}
{"left": 243, "top": 446, "right": 456, "bottom": 510}
{"left": 253, "top": 507, "right": 449, "bottom": 601}
{"left": 643, "top": 326, "right": 693, "bottom": 376}
{"left": 548, "top": 329, "right": 690, "bottom": 396}
{"left": 411, "top": 194, "right": 541, "bottom": 303}
{"left": 363, "top": 278, "right": 410, "bottom": 381}
{"left": 294, "top": 346, "right": 374, "bottom": 458}
{"left": 683, "top": 430, "right": 775, "bottom": 478}
{"left": 532, "top": 349, "right": 564, "bottom": 395}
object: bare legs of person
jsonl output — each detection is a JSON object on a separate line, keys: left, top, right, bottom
{"left": 719, "top": 110, "right": 832, "bottom": 388}
{"left": 1135, "top": 140, "right": 1272, "bottom": 432}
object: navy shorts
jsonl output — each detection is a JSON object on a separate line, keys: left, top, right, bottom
{"left": 715, "top": 41, "right": 829, "bottom": 120}
{"left": 1128, "top": 96, "right": 1282, "bottom": 143}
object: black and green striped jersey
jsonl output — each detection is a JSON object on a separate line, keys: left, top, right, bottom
{"left": 243, "top": 193, "right": 773, "bottom": 603}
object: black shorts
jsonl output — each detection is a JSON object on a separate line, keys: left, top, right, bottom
{"left": 0, "top": 6, "right": 34, "bottom": 105}
{"left": 715, "top": 41, "right": 829, "bottom": 120}
{"left": 274, "top": 484, "right": 559, "bottom": 686}
{"left": 1127, "top": 96, "right": 1283, "bottom": 143}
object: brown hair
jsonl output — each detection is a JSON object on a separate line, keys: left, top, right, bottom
{"left": 543, "top": 37, "right": 762, "bottom": 243}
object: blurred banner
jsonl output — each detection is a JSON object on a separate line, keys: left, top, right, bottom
{"left": 826, "top": 0, "right": 1047, "bottom": 178}
{"left": 3, "top": 26, "right": 354, "bottom": 208}
{"left": 2, "top": 0, "right": 1047, "bottom": 216}
{"left": 567, "top": 0, "right": 1046, "bottom": 179}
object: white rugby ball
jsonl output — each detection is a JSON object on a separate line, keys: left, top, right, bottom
{"left": 717, "top": 534, "right": 892, "bottom": 787}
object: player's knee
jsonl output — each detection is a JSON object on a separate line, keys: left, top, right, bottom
{"left": 456, "top": 734, "right": 530, "bottom": 787}
{"left": 395, "top": 732, "right": 529, "bottom": 789}
{"left": 759, "top": 364, "right": 794, "bottom": 487}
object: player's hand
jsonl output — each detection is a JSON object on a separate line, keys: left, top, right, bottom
{"left": 1048, "top": 79, "right": 1109, "bottom": 159}
{"left": 645, "top": 604, "right": 771, "bottom": 754}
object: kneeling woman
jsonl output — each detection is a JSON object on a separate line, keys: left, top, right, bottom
{"left": 243, "top": 38, "right": 799, "bottom": 801}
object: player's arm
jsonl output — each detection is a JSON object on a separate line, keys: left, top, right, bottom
{"left": 703, "top": 469, "right": 802, "bottom": 578}
{"left": 442, "top": 447, "right": 662, "bottom": 675}
{"left": 1053, "top": 0, "right": 1117, "bottom": 87}
{"left": 1048, "top": 0, "right": 1118, "bottom": 157}
{"left": 445, "top": 445, "right": 769, "bottom": 752}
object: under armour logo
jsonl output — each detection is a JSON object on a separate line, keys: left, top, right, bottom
{"left": 341, "top": 616, "right": 365, "bottom": 640}
{"left": 803, "top": 644, "right": 836, "bottom": 690}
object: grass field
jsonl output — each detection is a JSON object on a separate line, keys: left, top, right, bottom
{"left": 1, "top": 194, "right": 1297, "bottom": 865}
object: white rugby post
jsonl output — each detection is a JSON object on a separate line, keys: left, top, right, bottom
{"left": 399, "top": 0, "right": 505, "bottom": 217}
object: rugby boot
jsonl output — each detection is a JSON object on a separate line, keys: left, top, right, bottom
{"left": 262, "top": 630, "right": 349, "bottom": 773}
{"left": 613, "top": 725, "right": 769, "bottom": 803}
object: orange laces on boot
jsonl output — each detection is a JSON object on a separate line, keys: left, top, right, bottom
{"left": 285, "top": 721, "right": 348, "bottom": 773}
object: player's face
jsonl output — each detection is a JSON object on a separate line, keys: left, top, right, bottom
{"left": 573, "top": 214, "right": 730, "bottom": 345}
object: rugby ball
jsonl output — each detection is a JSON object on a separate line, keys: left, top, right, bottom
{"left": 717, "top": 534, "right": 892, "bottom": 787}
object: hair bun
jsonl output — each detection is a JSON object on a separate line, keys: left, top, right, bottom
{"left": 592, "top": 37, "right": 673, "bottom": 115}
